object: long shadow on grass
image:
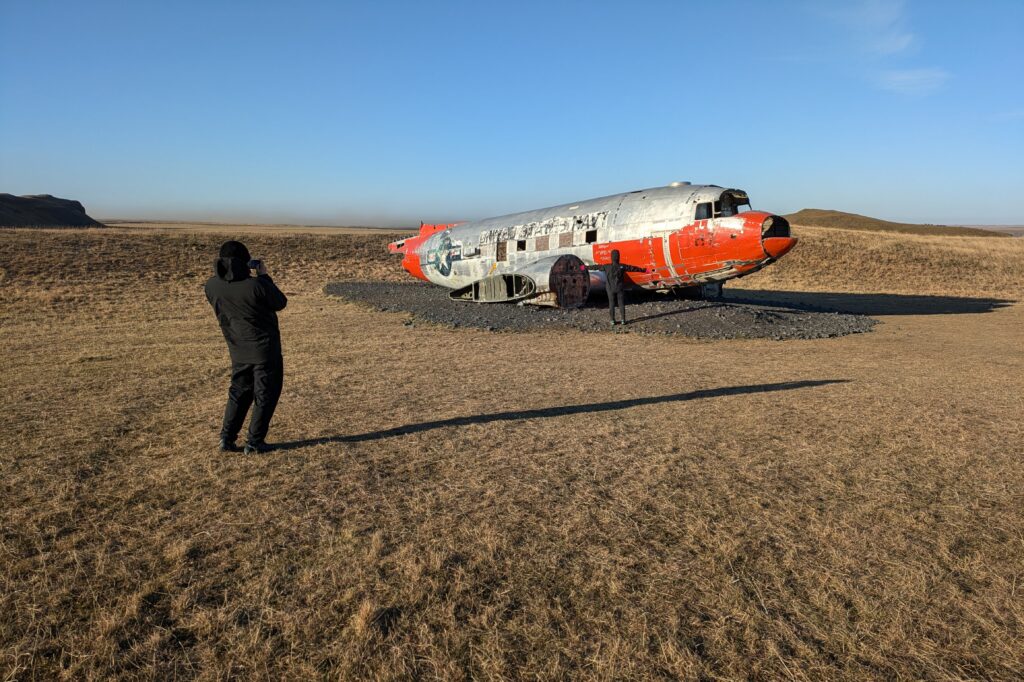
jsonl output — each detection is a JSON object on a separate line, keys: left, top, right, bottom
{"left": 723, "top": 289, "right": 1014, "bottom": 315}
{"left": 273, "top": 379, "right": 848, "bottom": 449}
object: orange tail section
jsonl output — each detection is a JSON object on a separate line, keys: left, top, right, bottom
{"left": 388, "top": 222, "right": 463, "bottom": 280}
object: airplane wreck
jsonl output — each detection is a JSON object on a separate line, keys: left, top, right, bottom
{"left": 389, "top": 182, "right": 797, "bottom": 307}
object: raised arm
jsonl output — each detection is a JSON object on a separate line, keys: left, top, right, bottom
{"left": 258, "top": 276, "right": 288, "bottom": 311}
{"left": 254, "top": 262, "right": 288, "bottom": 311}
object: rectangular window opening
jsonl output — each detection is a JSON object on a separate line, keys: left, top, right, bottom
{"left": 695, "top": 202, "right": 712, "bottom": 220}
{"left": 516, "top": 239, "right": 527, "bottom": 252}
{"left": 585, "top": 230, "right": 598, "bottom": 244}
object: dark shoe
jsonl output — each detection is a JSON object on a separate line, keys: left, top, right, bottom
{"left": 219, "top": 438, "right": 240, "bottom": 452}
{"left": 243, "top": 441, "right": 273, "bottom": 455}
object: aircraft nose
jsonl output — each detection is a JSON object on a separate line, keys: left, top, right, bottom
{"left": 763, "top": 236, "right": 797, "bottom": 259}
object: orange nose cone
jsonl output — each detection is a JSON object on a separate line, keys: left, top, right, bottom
{"left": 763, "top": 236, "right": 797, "bottom": 259}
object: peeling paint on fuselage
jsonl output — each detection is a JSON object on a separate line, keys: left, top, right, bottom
{"left": 477, "top": 212, "right": 608, "bottom": 245}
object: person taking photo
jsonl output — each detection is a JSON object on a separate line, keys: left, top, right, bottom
{"left": 204, "top": 240, "right": 287, "bottom": 454}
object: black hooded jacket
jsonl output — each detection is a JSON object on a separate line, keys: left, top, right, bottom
{"left": 587, "top": 252, "right": 645, "bottom": 293}
{"left": 204, "top": 256, "right": 288, "bottom": 364}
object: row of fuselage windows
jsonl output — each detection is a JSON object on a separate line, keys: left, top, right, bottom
{"left": 495, "top": 230, "right": 598, "bottom": 261}
{"left": 492, "top": 201, "right": 750, "bottom": 260}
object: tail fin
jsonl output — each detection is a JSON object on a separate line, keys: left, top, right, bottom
{"left": 389, "top": 222, "right": 461, "bottom": 255}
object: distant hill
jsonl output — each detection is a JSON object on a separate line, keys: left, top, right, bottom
{"left": 0, "top": 194, "right": 105, "bottom": 228}
{"left": 962, "top": 225, "right": 1024, "bottom": 238}
{"left": 785, "top": 209, "right": 1008, "bottom": 237}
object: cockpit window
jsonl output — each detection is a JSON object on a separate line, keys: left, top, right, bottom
{"left": 714, "top": 192, "right": 751, "bottom": 218}
{"left": 698, "top": 193, "right": 750, "bottom": 220}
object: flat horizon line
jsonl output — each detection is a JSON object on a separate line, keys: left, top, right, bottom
{"left": 100, "top": 218, "right": 419, "bottom": 230}
{"left": 99, "top": 217, "right": 1023, "bottom": 230}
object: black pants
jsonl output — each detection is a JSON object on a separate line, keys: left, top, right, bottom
{"left": 221, "top": 356, "right": 283, "bottom": 445}
{"left": 607, "top": 288, "right": 626, "bottom": 322}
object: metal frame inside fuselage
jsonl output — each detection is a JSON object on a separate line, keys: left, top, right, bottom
{"left": 393, "top": 184, "right": 785, "bottom": 296}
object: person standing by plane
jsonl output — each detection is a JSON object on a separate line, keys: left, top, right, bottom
{"left": 586, "top": 249, "right": 646, "bottom": 325}
{"left": 204, "top": 240, "right": 288, "bottom": 454}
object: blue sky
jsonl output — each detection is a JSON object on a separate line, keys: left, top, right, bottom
{"left": 1, "top": 0, "right": 1022, "bottom": 226}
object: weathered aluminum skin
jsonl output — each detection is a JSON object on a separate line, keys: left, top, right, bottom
{"left": 390, "top": 183, "right": 795, "bottom": 303}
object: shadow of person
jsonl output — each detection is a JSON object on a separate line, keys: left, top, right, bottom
{"left": 272, "top": 379, "right": 849, "bottom": 451}
{"left": 725, "top": 289, "right": 1015, "bottom": 316}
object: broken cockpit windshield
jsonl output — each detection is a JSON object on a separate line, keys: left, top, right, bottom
{"left": 696, "top": 191, "right": 751, "bottom": 220}
{"left": 715, "top": 191, "right": 751, "bottom": 218}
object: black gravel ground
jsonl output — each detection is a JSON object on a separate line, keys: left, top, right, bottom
{"left": 324, "top": 281, "right": 878, "bottom": 340}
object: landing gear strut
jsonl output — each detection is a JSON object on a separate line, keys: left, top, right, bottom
{"left": 701, "top": 282, "right": 723, "bottom": 300}
{"left": 674, "top": 282, "right": 724, "bottom": 301}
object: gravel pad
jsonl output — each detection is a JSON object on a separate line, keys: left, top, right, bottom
{"left": 325, "top": 281, "right": 877, "bottom": 340}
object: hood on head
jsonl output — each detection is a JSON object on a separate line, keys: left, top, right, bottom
{"left": 610, "top": 249, "right": 620, "bottom": 264}
{"left": 219, "top": 240, "right": 251, "bottom": 261}
{"left": 215, "top": 256, "right": 251, "bottom": 282}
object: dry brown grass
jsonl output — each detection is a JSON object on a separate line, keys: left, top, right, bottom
{"left": 746, "top": 225, "right": 1024, "bottom": 297}
{"left": 2, "top": 226, "right": 1023, "bottom": 680}
{"left": 103, "top": 221, "right": 415, "bottom": 236}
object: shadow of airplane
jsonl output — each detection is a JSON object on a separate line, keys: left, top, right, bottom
{"left": 272, "top": 379, "right": 848, "bottom": 450}
{"left": 627, "top": 302, "right": 729, "bottom": 324}
{"left": 723, "top": 289, "right": 1015, "bottom": 316}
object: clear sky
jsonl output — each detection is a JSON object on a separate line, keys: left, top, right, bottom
{"left": 1, "top": 0, "right": 1022, "bottom": 226}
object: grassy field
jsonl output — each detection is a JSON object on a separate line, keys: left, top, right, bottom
{"left": 2, "top": 225, "right": 1023, "bottom": 680}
